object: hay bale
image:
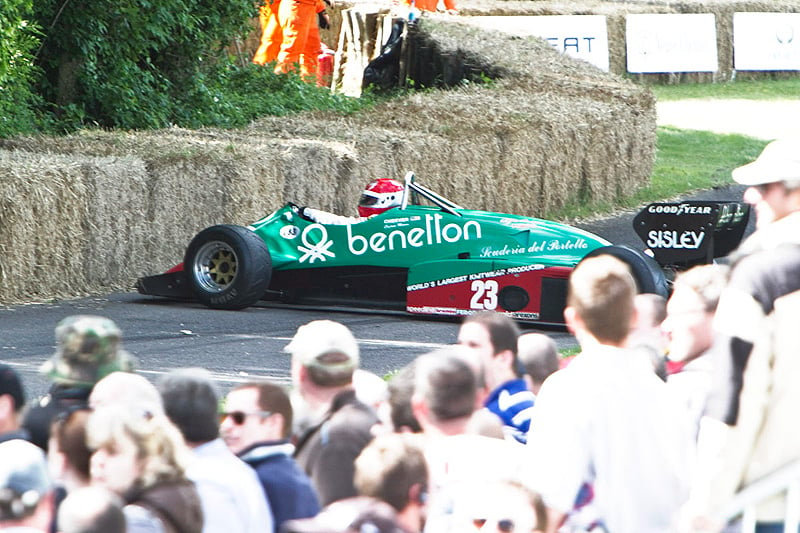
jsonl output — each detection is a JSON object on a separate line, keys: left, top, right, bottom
{"left": 248, "top": 88, "right": 654, "bottom": 219}
{"left": 0, "top": 150, "right": 90, "bottom": 302}
{"left": 82, "top": 157, "right": 150, "bottom": 286}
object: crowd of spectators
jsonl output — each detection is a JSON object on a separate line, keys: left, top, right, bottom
{"left": 2, "top": 138, "right": 799, "bottom": 532}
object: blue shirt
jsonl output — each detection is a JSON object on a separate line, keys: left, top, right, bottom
{"left": 484, "top": 378, "right": 535, "bottom": 444}
{"left": 239, "top": 440, "right": 320, "bottom": 533}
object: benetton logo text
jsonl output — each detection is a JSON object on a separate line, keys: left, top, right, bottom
{"left": 347, "top": 214, "right": 481, "bottom": 255}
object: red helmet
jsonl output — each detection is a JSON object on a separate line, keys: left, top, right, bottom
{"left": 358, "top": 178, "right": 404, "bottom": 217}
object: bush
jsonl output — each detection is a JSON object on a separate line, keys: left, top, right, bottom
{"left": 170, "top": 61, "right": 376, "bottom": 129}
{"left": 24, "top": 0, "right": 376, "bottom": 133}
{"left": 32, "top": 0, "right": 259, "bottom": 130}
{"left": 0, "top": 0, "right": 43, "bottom": 137}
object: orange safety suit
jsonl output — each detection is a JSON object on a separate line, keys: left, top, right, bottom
{"left": 253, "top": 0, "right": 282, "bottom": 65}
{"left": 401, "top": 0, "right": 436, "bottom": 12}
{"left": 274, "top": 0, "right": 318, "bottom": 79}
{"left": 441, "top": 0, "right": 457, "bottom": 12}
{"left": 299, "top": 0, "right": 326, "bottom": 80}
{"left": 401, "top": 0, "right": 457, "bottom": 12}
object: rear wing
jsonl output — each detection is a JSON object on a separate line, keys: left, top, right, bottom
{"left": 633, "top": 201, "right": 750, "bottom": 269}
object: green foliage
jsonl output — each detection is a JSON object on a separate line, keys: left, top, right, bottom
{"left": 0, "top": 0, "right": 44, "bottom": 137}
{"left": 171, "top": 61, "right": 377, "bottom": 129}
{"left": 649, "top": 128, "right": 767, "bottom": 194}
{"left": 23, "top": 0, "right": 378, "bottom": 132}
{"left": 32, "top": 0, "right": 259, "bottom": 129}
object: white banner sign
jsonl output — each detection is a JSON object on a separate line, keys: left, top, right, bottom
{"left": 466, "top": 15, "right": 610, "bottom": 72}
{"left": 734, "top": 12, "right": 800, "bottom": 71}
{"left": 626, "top": 14, "right": 718, "bottom": 73}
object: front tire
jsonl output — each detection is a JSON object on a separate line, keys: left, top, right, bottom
{"left": 184, "top": 225, "right": 272, "bottom": 310}
{"left": 581, "top": 245, "right": 668, "bottom": 298}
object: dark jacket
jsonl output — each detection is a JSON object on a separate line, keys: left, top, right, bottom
{"left": 125, "top": 478, "right": 204, "bottom": 533}
{"left": 239, "top": 440, "right": 320, "bottom": 533}
{"left": 293, "top": 389, "right": 378, "bottom": 506}
{"left": 22, "top": 384, "right": 91, "bottom": 451}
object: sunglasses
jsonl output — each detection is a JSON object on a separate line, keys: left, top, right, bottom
{"left": 219, "top": 410, "right": 273, "bottom": 425}
{"left": 472, "top": 518, "right": 516, "bottom": 532}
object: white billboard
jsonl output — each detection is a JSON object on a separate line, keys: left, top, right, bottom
{"left": 626, "top": 13, "right": 718, "bottom": 73}
{"left": 466, "top": 15, "right": 610, "bottom": 72}
{"left": 734, "top": 12, "right": 800, "bottom": 71}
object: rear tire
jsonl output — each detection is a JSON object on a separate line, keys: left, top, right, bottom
{"left": 582, "top": 245, "right": 668, "bottom": 297}
{"left": 184, "top": 225, "right": 272, "bottom": 310}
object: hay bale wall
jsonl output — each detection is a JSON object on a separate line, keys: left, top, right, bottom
{"left": 0, "top": 134, "right": 359, "bottom": 303}
{"left": 3, "top": 12, "right": 652, "bottom": 305}
{"left": 440, "top": 0, "right": 800, "bottom": 82}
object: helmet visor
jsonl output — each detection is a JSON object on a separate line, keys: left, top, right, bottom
{"left": 359, "top": 193, "right": 380, "bottom": 207}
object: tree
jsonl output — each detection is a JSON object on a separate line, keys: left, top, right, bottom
{"left": 0, "top": 0, "right": 43, "bottom": 136}
{"left": 32, "top": 0, "right": 258, "bottom": 129}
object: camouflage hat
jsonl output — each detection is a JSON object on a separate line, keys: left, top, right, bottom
{"left": 40, "top": 315, "right": 135, "bottom": 387}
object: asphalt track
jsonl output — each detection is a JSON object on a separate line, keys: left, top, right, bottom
{"left": 0, "top": 291, "right": 589, "bottom": 400}
{"left": 0, "top": 182, "right": 752, "bottom": 401}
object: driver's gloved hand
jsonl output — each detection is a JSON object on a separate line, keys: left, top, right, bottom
{"left": 300, "top": 207, "right": 316, "bottom": 222}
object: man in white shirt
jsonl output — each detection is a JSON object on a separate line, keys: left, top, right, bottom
{"left": 526, "top": 255, "right": 692, "bottom": 533}
{"left": 662, "top": 264, "right": 728, "bottom": 441}
{"left": 158, "top": 368, "right": 274, "bottom": 533}
{"left": 411, "top": 348, "right": 527, "bottom": 532}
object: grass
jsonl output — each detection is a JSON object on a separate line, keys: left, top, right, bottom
{"left": 647, "top": 77, "right": 800, "bottom": 101}
{"left": 648, "top": 128, "right": 767, "bottom": 196}
{"left": 552, "top": 78, "right": 790, "bottom": 222}
{"left": 555, "top": 127, "right": 767, "bottom": 221}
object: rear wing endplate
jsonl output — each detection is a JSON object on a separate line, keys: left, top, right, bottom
{"left": 633, "top": 201, "right": 750, "bottom": 268}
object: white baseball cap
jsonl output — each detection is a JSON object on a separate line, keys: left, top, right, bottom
{"left": 0, "top": 440, "right": 51, "bottom": 521}
{"left": 732, "top": 138, "right": 800, "bottom": 186}
{"left": 284, "top": 320, "right": 360, "bottom": 371}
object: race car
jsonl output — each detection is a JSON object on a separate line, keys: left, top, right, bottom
{"left": 136, "top": 172, "right": 750, "bottom": 325}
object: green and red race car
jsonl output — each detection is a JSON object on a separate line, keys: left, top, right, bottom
{"left": 136, "top": 172, "right": 749, "bottom": 325}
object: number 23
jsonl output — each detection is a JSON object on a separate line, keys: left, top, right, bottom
{"left": 470, "top": 280, "right": 498, "bottom": 310}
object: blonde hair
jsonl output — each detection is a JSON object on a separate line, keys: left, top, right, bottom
{"left": 354, "top": 433, "right": 428, "bottom": 512}
{"left": 672, "top": 264, "right": 729, "bottom": 312}
{"left": 568, "top": 255, "right": 636, "bottom": 344}
{"left": 87, "top": 405, "right": 190, "bottom": 490}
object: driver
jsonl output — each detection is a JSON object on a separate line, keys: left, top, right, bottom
{"left": 300, "top": 178, "right": 404, "bottom": 224}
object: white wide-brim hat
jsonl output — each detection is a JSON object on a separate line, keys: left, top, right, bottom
{"left": 732, "top": 138, "right": 800, "bottom": 186}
